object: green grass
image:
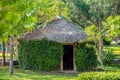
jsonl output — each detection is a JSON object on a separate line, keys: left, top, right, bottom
{"left": 105, "top": 64, "right": 120, "bottom": 72}
{"left": 0, "top": 66, "right": 78, "bottom": 80}
{"left": 97, "top": 64, "right": 120, "bottom": 72}
{"left": 1, "top": 63, "right": 120, "bottom": 80}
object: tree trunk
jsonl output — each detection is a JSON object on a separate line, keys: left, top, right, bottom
{"left": 9, "top": 35, "right": 14, "bottom": 75}
{"left": 1, "top": 39, "right": 6, "bottom": 66}
{"left": 98, "top": 37, "right": 104, "bottom": 70}
{"left": 15, "top": 39, "right": 19, "bottom": 56}
{"left": 6, "top": 43, "right": 8, "bottom": 62}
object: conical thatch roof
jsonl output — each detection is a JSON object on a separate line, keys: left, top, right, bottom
{"left": 19, "top": 16, "right": 87, "bottom": 43}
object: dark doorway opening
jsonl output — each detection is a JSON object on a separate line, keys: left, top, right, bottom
{"left": 63, "top": 45, "right": 73, "bottom": 70}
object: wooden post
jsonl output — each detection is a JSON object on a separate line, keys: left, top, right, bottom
{"left": 73, "top": 44, "right": 76, "bottom": 71}
{"left": 61, "top": 55, "right": 63, "bottom": 71}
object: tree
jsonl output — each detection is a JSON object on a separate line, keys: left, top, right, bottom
{"left": 0, "top": 0, "right": 38, "bottom": 75}
{"left": 85, "top": 16, "right": 120, "bottom": 67}
{"left": 0, "top": 0, "right": 68, "bottom": 74}
{"left": 0, "top": 2, "right": 9, "bottom": 65}
{"left": 35, "top": 0, "right": 69, "bottom": 29}
{"left": 1, "top": 38, "right": 5, "bottom": 65}
{"left": 65, "top": 0, "right": 120, "bottom": 69}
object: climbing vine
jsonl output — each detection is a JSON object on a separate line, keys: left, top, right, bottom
{"left": 18, "top": 38, "right": 63, "bottom": 71}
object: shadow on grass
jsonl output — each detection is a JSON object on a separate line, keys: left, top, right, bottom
{"left": 11, "top": 68, "right": 79, "bottom": 80}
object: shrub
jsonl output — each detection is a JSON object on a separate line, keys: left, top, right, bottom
{"left": 103, "top": 37, "right": 112, "bottom": 45}
{"left": 75, "top": 43, "right": 97, "bottom": 71}
{"left": 102, "top": 49, "right": 115, "bottom": 65}
{"left": 18, "top": 38, "right": 63, "bottom": 71}
{"left": 79, "top": 72, "right": 120, "bottom": 80}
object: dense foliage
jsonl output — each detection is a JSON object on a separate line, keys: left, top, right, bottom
{"left": 19, "top": 38, "right": 98, "bottom": 71}
{"left": 79, "top": 72, "right": 120, "bottom": 80}
{"left": 103, "top": 37, "right": 112, "bottom": 45}
{"left": 18, "top": 39, "right": 63, "bottom": 71}
{"left": 102, "top": 48, "right": 115, "bottom": 65}
{"left": 75, "top": 43, "right": 97, "bottom": 71}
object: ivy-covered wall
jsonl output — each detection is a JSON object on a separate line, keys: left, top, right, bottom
{"left": 18, "top": 39, "right": 97, "bottom": 72}
{"left": 75, "top": 42, "right": 97, "bottom": 71}
{"left": 18, "top": 39, "right": 63, "bottom": 71}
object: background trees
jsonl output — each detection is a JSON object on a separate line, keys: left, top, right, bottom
{"left": 64, "top": 0, "right": 120, "bottom": 69}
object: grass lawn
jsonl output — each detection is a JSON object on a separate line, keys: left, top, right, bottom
{"left": 0, "top": 63, "right": 120, "bottom": 80}
{"left": 0, "top": 66, "right": 78, "bottom": 80}
{"left": 97, "top": 64, "right": 120, "bottom": 72}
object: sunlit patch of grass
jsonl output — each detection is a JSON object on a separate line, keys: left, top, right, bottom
{"left": 0, "top": 66, "right": 10, "bottom": 80}
{"left": 113, "top": 51, "right": 120, "bottom": 54}
{"left": 113, "top": 51, "right": 120, "bottom": 53}
{"left": 0, "top": 53, "right": 17, "bottom": 59}
{"left": 0, "top": 66, "right": 78, "bottom": 80}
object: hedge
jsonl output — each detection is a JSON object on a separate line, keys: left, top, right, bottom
{"left": 79, "top": 72, "right": 120, "bottom": 80}
{"left": 18, "top": 39, "right": 63, "bottom": 71}
{"left": 75, "top": 43, "right": 97, "bottom": 71}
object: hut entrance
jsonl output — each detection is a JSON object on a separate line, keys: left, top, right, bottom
{"left": 63, "top": 45, "right": 73, "bottom": 70}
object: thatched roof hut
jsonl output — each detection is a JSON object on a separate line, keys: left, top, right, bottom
{"left": 20, "top": 16, "right": 87, "bottom": 43}
{"left": 18, "top": 16, "right": 88, "bottom": 72}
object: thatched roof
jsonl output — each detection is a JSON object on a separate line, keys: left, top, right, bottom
{"left": 19, "top": 16, "right": 87, "bottom": 43}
